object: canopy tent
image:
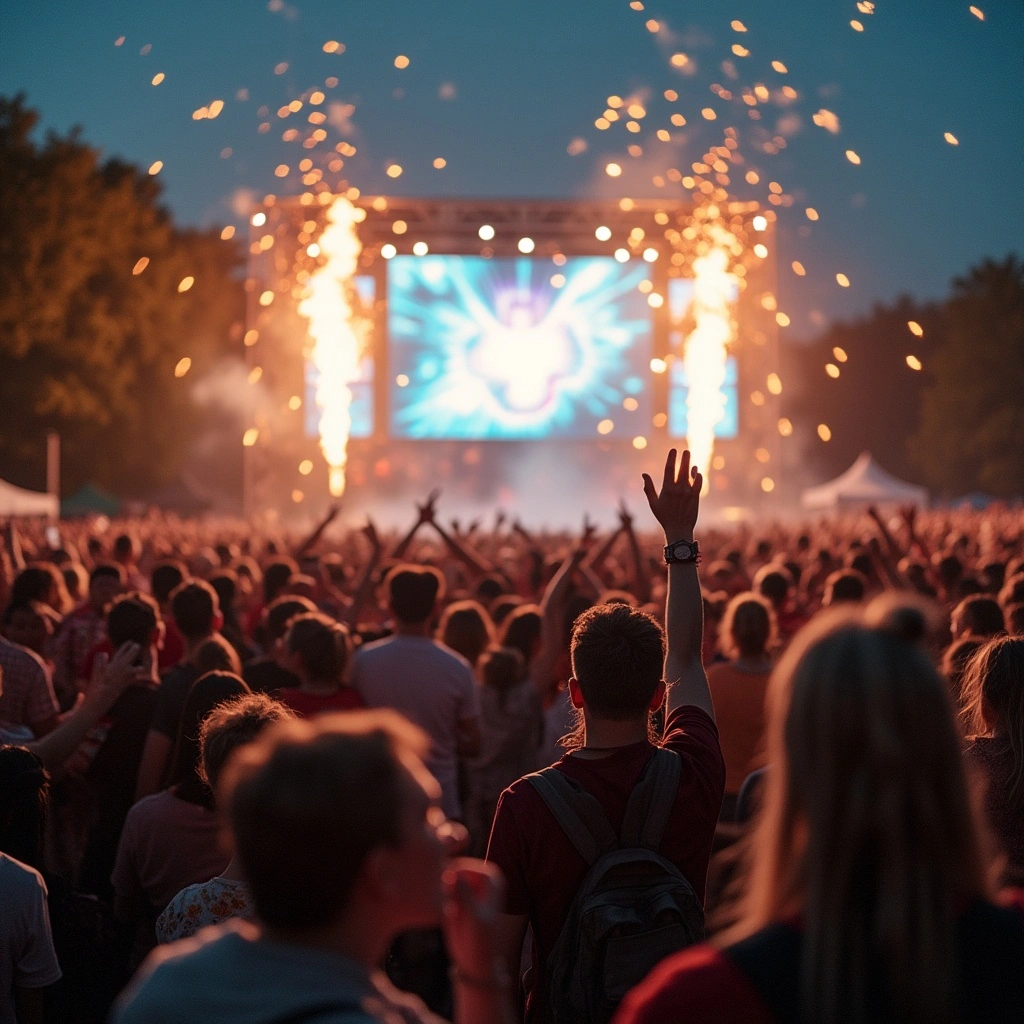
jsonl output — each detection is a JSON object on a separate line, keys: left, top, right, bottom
{"left": 0, "top": 477, "right": 58, "bottom": 518}
{"left": 801, "top": 452, "right": 928, "bottom": 510}
{"left": 61, "top": 484, "right": 121, "bottom": 518}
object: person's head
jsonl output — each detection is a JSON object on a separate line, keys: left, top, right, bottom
{"left": 569, "top": 604, "right": 665, "bottom": 724}
{"left": 62, "top": 563, "right": 88, "bottom": 605}
{"left": 198, "top": 692, "right": 295, "bottom": 796}
{"left": 0, "top": 745, "right": 50, "bottom": 869}
{"left": 2, "top": 601, "right": 54, "bottom": 655}
{"left": 935, "top": 553, "right": 964, "bottom": 593}
{"left": 754, "top": 565, "right": 792, "bottom": 611}
{"left": 263, "top": 559, "right": 298, "bottom": 605}
{"left": 285, "top": 612, "right": 350, "bottom": 687}
{"left": 499, "top": 604, "right": 543, "bottom": 666}
{"left": 960, "top": 636, "right": 1024, "bottom": 808}
{"left": 208, "top": 571, "right": 239, "bottom": 623}
{"left": 10, "top": 564, "right": 67, "bottom": 614}
{"left": 88, "top": 563, "right": 124, "bottom": 612}
{"left": 168, "top": 671, "right": 251, "bottom": 807}
{"left": 941, "top": 637, "right": 983, "bottom": 704}
{"left": 151, "top": 560, "right": 187, "bottom": 606}
{"left": 194, "top": 635, "right": 243, "bottom": 677}
{"left": 822, "top": 568, "right": 866, "bottom": 606}
{"left": 951, "top": 595, "right": 1005, "bottom": 641}
{"left": 113, "top": 533, "right": 139, "bottom": 567}
{"left": 385, "top": 565, "right": 444, "bottom": 626}
{"left": 719, "top": 592, "right": 776, "bottom": 662}
{"left": 262, "top": 594, "right": 316, "bottom": 643}
{"left": 473, "top": 574, "right": 507, "bottom": 607}
{"left": 170, "top": 579, "right": 222, "bottom": 644}
{"left": 981, "top": 561, "right": 1006, "bottom": 595}
{"left": 999, "top": 573, "right": 1024, "bottom": 610}
{"left": 222, "top": 711, "right": 447, "bottom": 940}
{"left": 106, "top": 592, "right": 162, "bottom": 658}
{"left": 438, "top": 600, "right": 494, "bottom": 668}
{"left": 730, "top": 598, "right": 989, "bottom": 1023}
{"left": 1007, "top": 602, "right": 1024, "bottom": 637}
{"left": 489, "top": 594, "right": 523, "bottom": 628}
{"left": 479, "top": 645, "right": 526, "bottom": 698}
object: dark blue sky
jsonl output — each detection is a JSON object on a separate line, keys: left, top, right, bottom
{"left": 4, "top": 0, "right": 1022, "bottom": 336}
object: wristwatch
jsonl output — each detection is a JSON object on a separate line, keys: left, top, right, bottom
{"left": 664, "top": 539, "right": 700, "bottom": 565}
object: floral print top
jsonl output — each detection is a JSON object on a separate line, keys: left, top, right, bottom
{"left": 155, "top": 876, "right": 254, "bottom": 944}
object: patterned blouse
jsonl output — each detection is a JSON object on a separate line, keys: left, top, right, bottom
{"left": 155, "top": 876, "right": 254, "bottom": 944}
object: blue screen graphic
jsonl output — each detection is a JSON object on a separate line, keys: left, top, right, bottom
{"left": 387, "top": 256, "right": 652, "bottom": 439}
{"left": 305, "top": 276, "right": 375, "bottom": 439}
{"left": 665, "top": 278, "right": 739, "bottom": 440}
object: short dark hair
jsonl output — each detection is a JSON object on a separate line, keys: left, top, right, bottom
{"left": 223, "top": 711, "right": 428, "bottom": 929}
{"left": 170, "top": 580, "right": 220, "bottom": 641}
{"left": 824, "top": 569, "right": 866, "bottom": 606}
{"left": 264, "top": 559, "right": 298, "bottom": 604}
{"left": 286, "top": 612, "right": 350, "bottom": 685}
{"left": 954, "top": 595, "right": 1005, "bottom": 639}
{"left": 386, "top": 565, "right": 443, "bottom": 624}
{"left": 570, "top": 604, "right": 665, "bottom": 719}
{"left": 90, "top": 563, "right": 124, "bottom": 587}
{"left": 151, "top": 561, "right": 187, "bottom": 604}
{"left": 107, "top": 592, "right": 160, "bottom": 648}
{"left": 113, "top": 534, "right": 137, "bottom": 560}
{"left": 720, "top": 592, "right": 776, "bottom": 660}
{"left": 754, "top": 565, "right": 792, "bottom": 608}
{"left": 265, "top": 595, "right": 317, "bottom": 642}
{"left": 1007, "top": 602, "right": 1024, "bottom": 636}
{"left": 199, "top": 692, "right": 294, "bottom": 791}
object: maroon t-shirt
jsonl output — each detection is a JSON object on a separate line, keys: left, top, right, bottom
{"left": 486, "top": 705, "right": 725, "bottom": 1024}
{"left": 276, "top": 686, "right": 363, "bottom": 718}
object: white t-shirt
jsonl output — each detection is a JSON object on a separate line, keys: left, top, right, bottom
{"left": 352, "top": 635, "right": 480, "bottom": 819}
{"left": 0, "top": 853, "right": 61, "bottom": 1024}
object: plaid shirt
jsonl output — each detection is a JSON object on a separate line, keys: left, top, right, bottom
{"left": 0, "top": 636, "right": 59, "bottom": 734}
{"left": 52, "top": 602, "right": 107, "bottom": 702}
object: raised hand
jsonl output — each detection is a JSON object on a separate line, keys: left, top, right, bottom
{"left": 361, "top": 518, "right": 381, "bottom": 553}
{"left": 617, "top": 499, "right": 634, "bottom": 531}
{"left": 416, "top": 488, "right": 441, "bottom": 526}
{"left": 642, "top": 448, "right": 702, "bottom": 543}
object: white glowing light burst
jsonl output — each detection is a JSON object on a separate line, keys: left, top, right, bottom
{"left": 298, "top": 197, "right": 364, "bottom": 496}
{"left": 682, "top": 237, "right": 738, "bottom": 490}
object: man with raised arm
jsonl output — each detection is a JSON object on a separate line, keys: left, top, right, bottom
{"left": 486, "top": 449, "right": 725, "bottom": 1024}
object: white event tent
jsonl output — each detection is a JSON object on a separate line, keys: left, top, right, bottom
{"left": 801, "top": 452, "right": 928, "bottom": 510}
{"left": 0, "top": 477, "right": 59, "bottom": 518}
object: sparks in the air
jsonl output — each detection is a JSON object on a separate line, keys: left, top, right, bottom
{"left": 297, "top": 196, "right": 365, "bottom": 497}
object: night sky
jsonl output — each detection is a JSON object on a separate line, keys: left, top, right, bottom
{"left": 4, "top": 0, "right": 1022, "bottom": 337}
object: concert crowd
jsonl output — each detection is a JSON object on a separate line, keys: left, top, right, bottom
{"left": 1, "top": 450, "right": 1022, "bottom": 1023}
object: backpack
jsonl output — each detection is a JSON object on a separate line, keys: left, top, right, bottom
{"left": 526, "top": 747, "right": 705, "bottom": 1024}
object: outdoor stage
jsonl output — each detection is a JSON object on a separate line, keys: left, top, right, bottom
{"left": 240, "top": 195, "right": 781, "bottom": 525}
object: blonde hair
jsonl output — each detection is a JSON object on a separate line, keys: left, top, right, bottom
{"left": 722, "top": 599, "right": 991, "bottom": 1024}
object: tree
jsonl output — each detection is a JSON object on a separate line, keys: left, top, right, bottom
{"left": 0, "top": 95, "right": 245, "bottom": 498}
{"left": 910, "top": 256, "right": 1024, "bottom": 498}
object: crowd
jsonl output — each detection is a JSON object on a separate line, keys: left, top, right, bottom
{"left": 1, "top": 449, "right": 1022, "bottom": 1023}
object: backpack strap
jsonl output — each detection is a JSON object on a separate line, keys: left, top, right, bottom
{"left": 620, "top": 747, "right": 682, "bottom": 850}
{"left": 526, "top": 768, "right": 618, "bottom": 865}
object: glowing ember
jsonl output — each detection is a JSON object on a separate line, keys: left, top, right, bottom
{"left": 681, "top": 236, "right": 739, "bottom": 489}
{"left": 298, "top": 196, "right": 365, "bottom": 497}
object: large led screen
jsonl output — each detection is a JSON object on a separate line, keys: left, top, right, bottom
{"left": 305, "top": 276, "right": 375, "bottom": 439}
{"left": 387, "top": 256, "right": 652, "bottom": 439}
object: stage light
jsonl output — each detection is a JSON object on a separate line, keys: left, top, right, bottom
{"left": 174, "top": 357, "right": 191, "bottom": 377}
{"left": 412, "top": 241, "right": 429, "bottom": 255}
{"left": 243, "top": 428, "right": 259, "bottom": 447}
{"left": 605, "top": 162, "right": 622, "bottom": 177}
{"left": 288, "top": 395, "right": 302, "bottom": 410}
{"left": 517, "top": 237, "right": 535, "bottom": 254}
{"left": 647, "top": 293, "right": 664, "bottom": 308}
{"left": 392, "top": 220, "right": 408, "bottom": 234}
{"left": 177, "top": 276, "right": 194, "bottom": 293}
{"left": 754, "top": 243, "right": 768, "bottom": 258}
{"left": 595, "top": 225, "right": 612, "bottom": 241}
{"left": 833, "top": 346, "right": 848, "bottom": 362}
{"left": 478, "top": 224, "right": 495, "bottom": 240}
{"left": 306, "top": 243, "right": 321, "bottom": 257}
{"left": 251, "top": 212, "right": 267, "bottom": 226}
{"left": 381, "top": 243, "right": 397, "bottom": 259}
{"left": 299, "top": 460, "right": 313, "bottom": 475}
{"left": 817, "top": 424, "right": 832, "bottom": 441}
{"left": 650, "top": 358, "right": 668, "bottom": 374}
{"left": 761, "top": 477, "right": 775, "bottom": 492}
{"left": 396, "top": 374, "right": 409, "bottom": 387}
{"left": 752, "top": 215, "right": 767, "bottom": 231}
{"left": 614, "top": 248, "right": 630, "bottom": 262}
{"left": 597, "top": 419, "right": 614, "bottom": 435}
{"left": 643, "top": 247, "right": 658, "bottom": 262}
{"left": 778, "top": 417, "right": 793, "bottom": 436}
